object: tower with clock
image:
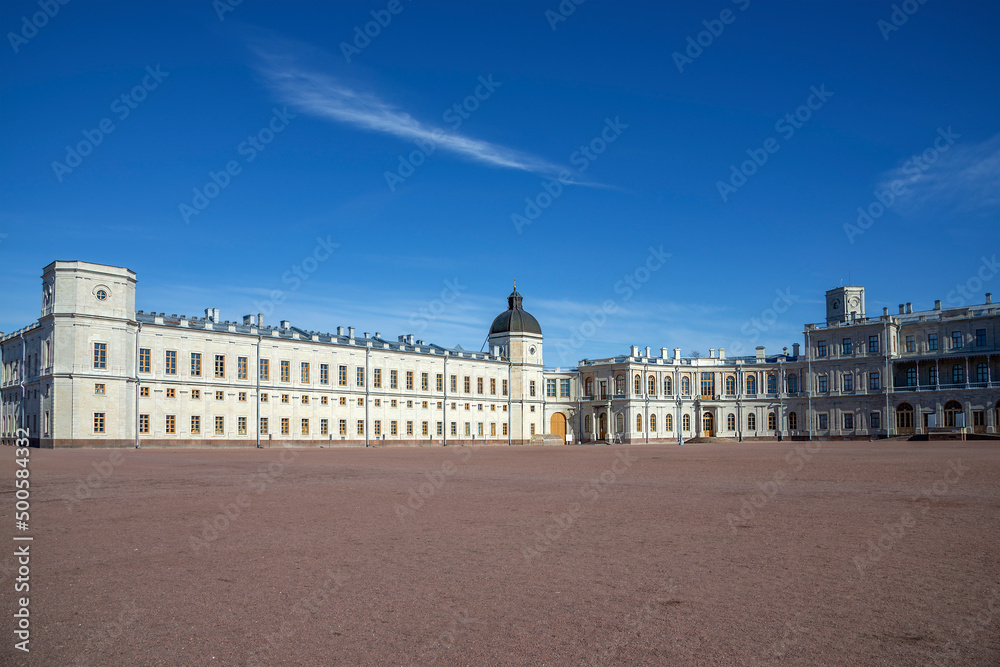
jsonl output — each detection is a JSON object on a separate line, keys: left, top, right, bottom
{"left": 825, "top": 286, "right": 866, "bottom": 325}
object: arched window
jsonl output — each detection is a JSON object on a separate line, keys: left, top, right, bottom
{"left": 634, "top": 374, "right": 642, "bottom": 395}
{"left": 615, "top": 375, "right": 625, "bottom": 394}
{"left": 906, "top": 367, "right": 917, "bottom": 386}
{"left": 650, "top": 414, "right": 657, "bottom": 432}
{"left": 682, "top": 414, "right": 691, "bottom": 431}
{"left": 615, "top": 413, "right": 624, "bottom": 433}
{"left": 585, "top": 377, "right": 594, "bottom": 396}
{"left": 767, "top": 375, "right": 777, "bottom": 394}
{"left": 952, "top": 364, "right": 964, "bottom": 384}
{"left": 747, "top": 413, "right": 756, "bottom": 430}
{"left": 746, "top": 376, "right": 757, "bottom": 395}
{"left": 636, "top": 413, "right": 642, "bottom": 431}
{"left": 648, "top": 375, "right": 656, "bottom": 395}
{"left": 725, "top": 376, "right": 736, "bottom": 396}
{"left": 788, "top": 412, "right": 798, "bottom": 430}
{"left": 726, "top": 413, "right": 736, "bottom": 430}
{"left": 977, "top": 362, "right": 988, "bottom": 383}
{"left": 787, "top": 374, "right": 798, "bottom": 393}
{"left": 681, "top": 377, "right": 691, "bottom": 395}
{"left": 664, "top": 377, "right": 672, "bottom": 395}
{"left": 944, "top": 400, "right": 963, "bottom": 427}
{"left": 664, "top": 414, "right": 673, "bottom": 431}
{"left": 584, "top": 415, "right": 592, "bottom": 433}
{"left": 767, "top": 412, "right": 776, "bottom": 430}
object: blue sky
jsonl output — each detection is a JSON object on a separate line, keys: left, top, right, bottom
{"left": 2, "top": 0, "right": 998, "bottom": 366}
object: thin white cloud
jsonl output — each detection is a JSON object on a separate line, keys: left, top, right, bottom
{"left": 255, "top": 53, "right": 572, "bottom": 180}
{"left": 878, "top": 131, "right": 1000, "bottom": 215}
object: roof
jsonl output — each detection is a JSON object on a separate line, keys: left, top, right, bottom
{"left": 489, "top": 288, "right": 542, "bottom": 336}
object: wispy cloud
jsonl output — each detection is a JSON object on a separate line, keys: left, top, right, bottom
{"left": 878, "top": 132, "right": 1000, "bottom": 215}
{"left": 254, "top": 52, "right": 572, "bottom": 180}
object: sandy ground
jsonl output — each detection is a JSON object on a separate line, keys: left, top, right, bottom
{"left": 1, "top": 440, "right": 998, "bottom": 666}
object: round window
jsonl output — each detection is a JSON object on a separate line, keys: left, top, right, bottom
{"left": 529, "top": 346, "right": 536, "bottom": 355}
{"left": 96, "top": 289, "right": 108, "bottom": 301}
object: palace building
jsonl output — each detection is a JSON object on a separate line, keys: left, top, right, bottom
{"left": 1, "top": 261, "right": 998, "bottom": 447}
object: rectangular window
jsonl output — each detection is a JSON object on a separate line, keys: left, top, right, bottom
{"left": 356, "top": 367, "right": 365, "bottom": 387}
{"left": 95, "top": 383, "right": 105, "bottom": 395}
{"left": 905, "top": 336, "right": 915, "bottom": 352}
{"left": 869, "top": 372, "right": 880, "bottom": 391}
{"left": 928, "top": 333, "right": 938, "bottom": 351}
{"left": 844, "top": 413, "right": 854, "bottom": 429}
{"left": 215, "top": 416, "right": 224, "bottom": 435}
{"left": 451, "top": 422, "right": 458, "bottom": 436}
{"left": 406, "top": 371, "right": 414, "bottom": 390}
{"left": 321, "top": 419, "right": 329, "bottom": 435}
{"left": 260, "top": 418, "right": 268, "bottom": 435}
{"left": 215, "top": 354, "right": 225, "bottom": 378}
{"left": 489, "top": 377, "right": 496, "bottom": 395}
{"left": 301, "top": 395, "right": 309, "bottom": 405}
{"left": 437, "top": 374, "right": 444, "bottom": 392}
{"left": 139, "top": 348, "right": 151, "bottom": 373}
{"left": 191, "top": 416, "right": 201, "bottom": 434}
{"left": 301, "top": 419, "right": 309, "bottom": 436}
{"left": 503, "top": 380, "right": 508, "bottom": 396}
{"left": 281, "top": 360, "right": 290, "bottom": 383}
{"left": 490, "top": 423, "right": 497, "bottom": 436}
{"left": 139, "top": 414, "right": 149, "bottom": 434}
{"left": 216, "top": 390, "right": 224, "bottom": 400}
{"left": 546, "top": 379, "right": 556, "bottom": 397}
{"left": 477, "top": 377, "right": 484, "bottom": 394}
{"left": 406, "top": 421, "right": 414, "bottom": 436}
{"left": 339, "top": 397, "right": 346, "bottom": 406}
{"left": 374, "top": 368, "right": 382, "bottom": 388}
{"left": 260, "top": 392, "right": 268, "bottom": 402}
{"left": 818, "top": 375, "right": 828, "bottom": 392}
{"left": 868, "top": 336, "right": 879, "bottom": 354}
{"left": 560, "top": 379, "right": 571, "bottom": 397}
{"left": 421, "top": 421, "right": 429, "bottom": 436}
{"left": 817, "top": 341, "right": 827, "bottom": 357}
{"left": 436, "top": 422, "right": 443, "bottom": 436}
{"left": 464, "top": 422, "right": 471, "bottom": 436}
{"left": 449, "top": 375, "right": 457, "bottom": 392}
{"left": 870, "top": 412, "right": 881, "bottom": 430}
{"left": 976, "top": 329, "right": 987, "bottom": 346}
{"left": 239, "top": 391, "right": 246, "bottom": 402}
{"left": 951, "top": 331, "right": 963, "bottom": 349}
{"left": 166, "top": 388, "right": 176, "bottom": 399}
{"left": 390, "top": 370, "right": 398, "bottom": 389}
{"left": 321, "top": 396, "right": 328, "bottom": 405}
{"left": 422, "top": 372, "right": 429, "bottom": 391}
{"left": 281, "top": 394, "right": 289, "bottom": 403}
{"left": 529, "top": 380, "right": 536, "bottom": 397}
{"left": 260, "top": 359, "right": 270, "bottom": 381}
{"left": 503, "top": 423, "right": 508, "bottom": 436}
{"left": 320, "top": 364, "right": 329, "bottom": 384}
{"left": 94, "top": 412, "right": 105, "bottom": 433}
{"left": 843, "top": 374, "right": 853, "bottom": 391}
{"left": 140, "top": 386, "right": 150, "bottom": 397}
{"left": 165, "top": 415, "right": 175, "bottom": 434}
{"left": 339, "top": 419, "right": 347, "bottom": 436}
{"left": 530, "top": 423, "right": 536, "bottom": 435}
{"left": 477, "top": 422, "right": 484, "bottom": 436}
{"left": 281, "top": 418, "right": 290, "bottom": 435}
{"left": 190, "top": 353, "right": 202, "bottom": 377}
{"left": 238, "top": 417, "right": 247, "bottom": 435}
{"left": 929, "top": 366, "right": 938, "bottom": 386}
{"left": 357, "top": 398, "right": 364, "bottom": 406}
{"left": 339, "top": 365, "right": 347, "bottom": 386}
{"left": 94, "top": 342, "right": 107, "bottom": 369}
{"left": 842, "top": 338, "right": 852, "bottom": 355}
{"left": 301, "top": 362, "right": 310, "bottom": 384}
{"left": 193, "top": 389, "right": 202, "bottom": 399}
{"left": 818, "top": 414, "right": 828, "bottom": 430}
{"left": 390, "top": 421, "right": 398, "bottom": 436}
{"left": 357, "top": 420, "right": 364, "bottom": 436}
{"left": 238, "top": 356, "right": 248, "bottom": 380}
{"left": 464, "top": 376, "right": 471, "bottom": 393}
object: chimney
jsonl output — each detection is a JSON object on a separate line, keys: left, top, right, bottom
{"left": 906, "top": 302, "right": 912, "bottom": 314}
{"left": 719, "top": 348, "right": 725, "bottom": 359}
{"left": 213, "top": 308, "right": 220, "bottom": 322}
{"left": 630, "top": 345, "right": 639, "bottom": 357}
{"left": 374, "top": 332, "right": 381, "bottom": 340}
{"left": 883, "top": 307, "right": 889, "bottom": 316}
{"left": 755, "top": 346, "right": 765, "bottom": 360}
{"left": 987, "top": 293, "right": 993, "bottom": 304}
{"left": 793, "top": 343, "right": 800, "bottom": 357}
{"left": 898, "top": 304, "right": 905, "bottom": 314}
{"left": 673, "top": 348, "right": 681, "bottom": 360}
{"left": 407, "top": 334, "right": 414, "bottom": 344}
{"left": 363, "top": 332, "right": 370, "bottom": 340}
{"left": 661, "top": 347, "right": 669, "bottom": 359}
{"left": 337, "top": 326, "right": 344, "bottom": 337}
{"left": 934, "top": 300, "right": 941, "bottom": 310}
{"left": 280, "top": 320, "right": 290, "bottom": 330}
{"left": 645, "top": 346, "right": 651, "bottom": 357}
{"left": 243, "top": 314, "right": 254, "bottom": 325}
{"left": 709, "top": 348, "right": 716, "bottom": 358}
{"left": 204, "top": 308, "right": 213, "bottom": 322}
{"left": 348, "top": 326, "right": 355, "bottom": 340}
{"left": 257, "top": 313, "right": 263, "bottom": 327}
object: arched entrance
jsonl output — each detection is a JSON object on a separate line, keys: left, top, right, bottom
{"left": 896, "top": 403, "right": 914, "bottom": 435}
{"left": 550, "top": 413, "right": 567, "bottom": 443}
{"left": 598, "top": 413, "right": 608, "bottom": 441}
{"left": 944, "top": 401, "right": 963, "bottom": 428}
{"left": 703, "top": 412, "right": 715, "bottom": 437}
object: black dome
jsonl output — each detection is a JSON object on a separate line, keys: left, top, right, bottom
{"left": 489, "top": 288, "right": 542, "bottom": 336}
